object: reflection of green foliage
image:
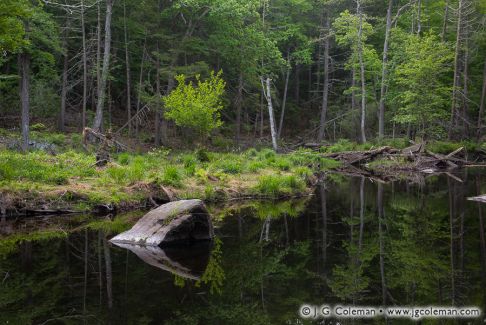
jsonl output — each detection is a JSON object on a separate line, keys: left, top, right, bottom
{"left": 328, "top": 239, "right": 376, "bottom": 301}
{"left": 0, "top": 230, "right": 67, "bottom": 258}
{"left": 197, "top": 236, "right": 225, "bottom": 294}
{"left": 0, "top": 239, "right": 66, "bottom": 323}
{"left": 84, "top": 212, "right": 143, "bottom": 234}
{"left": 252, "top": 199, "right": 308, "bottom": 219}
{"left": 173, "top": 274, "right": 186, "bottom": 288}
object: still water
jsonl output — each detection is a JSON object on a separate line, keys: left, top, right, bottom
{"left": 1, "top": 170, "right": 486, "bottom": 324}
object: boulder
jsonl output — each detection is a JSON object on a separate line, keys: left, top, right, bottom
{"left": 110, "top": 199, "right": 214, "bottom": 246}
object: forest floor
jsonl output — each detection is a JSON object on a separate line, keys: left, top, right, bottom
{"left": 1, "top": 128, "right": 485, "bottom": 216}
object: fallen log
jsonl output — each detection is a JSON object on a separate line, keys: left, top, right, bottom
{"left": 468, "top": 195, "right": 486, "bottom": 204}
{"left": 110, "top": 199, "right": 214, "bottom": 246}
{"left": 446, "top": 147, "right": 464, "bottom": 159}
{"left": 402, "top": 143, "right": 424, "bottom": 155}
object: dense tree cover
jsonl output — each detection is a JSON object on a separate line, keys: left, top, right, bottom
{"left": 0, "top": 0, "right": 485, "bottom": 149}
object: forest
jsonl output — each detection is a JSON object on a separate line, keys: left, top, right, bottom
{"left": 2, "top": 1, "right": 486, "bottom": 324}
{"left": 0, "top": 0, "right": 485, "bottom": 149}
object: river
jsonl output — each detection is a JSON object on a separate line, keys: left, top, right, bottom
{"left": 1, "top": 169, "right": 486, "bottom": 324}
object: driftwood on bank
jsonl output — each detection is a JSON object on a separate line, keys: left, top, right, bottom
{"left": 324, "top": 144, "right": 475, "bottom": 170}
{"left": 110, "top": 199, "right": 214, "bottom": 246}
{"left": 324, "top": 146, "right": 399, "bottom": 166}
{"left": 468, "top": 195, "right": 486, "bottom": 204}
{"left": 324, "top": 144, "right": 486, "bottom": 183}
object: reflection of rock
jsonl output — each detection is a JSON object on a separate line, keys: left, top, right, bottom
{"left": 112, "top": 241, "right": 211, "bottom": 280}
{"left": 110, "top": 199, "right": 214, "bottom": 246}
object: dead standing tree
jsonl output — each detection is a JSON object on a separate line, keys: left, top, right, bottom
{"left": 261, "top": 77, "right": 278, "bottom": 152}
{"left": 93, "top": 0, "right": 114, "bottom": 131}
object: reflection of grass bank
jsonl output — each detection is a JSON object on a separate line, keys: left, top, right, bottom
{"left": 0, "top": 147, "right": 339, "bottom": 213}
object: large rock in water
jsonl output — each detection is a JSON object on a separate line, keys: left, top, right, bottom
{"left": 110, "top": 199, "right": 214, "bottom": 246}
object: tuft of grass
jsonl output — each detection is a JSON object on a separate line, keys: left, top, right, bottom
{"left": 213, "top": 159, "right": 243, "bottom": 174}
{"left": 161, "top": 166, "right": 183, "bottom": 187}
{"left": 117, "top": 152, "right": 132, "bottom": 165}
{"left": 181, "top": 154, "right": 198, "bottom": 176}
{"left": 272, "top": 156, "right": 292, "bottom": 171}
{"left": 247, "top": 160, "right": 265, "bottom": 172}
{"left": 254, "top": 174, "right": 305, "bottom": 198}
{"left": 293, "top": 166, "right": 313, "bottom": 179}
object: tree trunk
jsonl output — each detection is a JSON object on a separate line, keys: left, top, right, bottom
{"left": 19, "top": 53, "right": 30, "bottom": 152}
{"left": 462, "top": 35, "right": 469, "bottom": 138}
{"left": 448, "top": 178, "right": 456, "bottom": 304}
{"left": 318, "top": 13, "right": 330, "bottom": 142}
{"left": 477, "top": 56, "right": 486, "bottom": 140}
{"left": 136, "top": 41, "right": 146, "bottom": 137}
{"left": 96, "top": 0, "right": 101, "bottom": 109}
{"left": 260, "top": 90, "right": 264, "bottom": 138}
{"left": 278, "top": 50, "right": 290, "bottom": 139}
{"left": 320, "top": 183, "right": 327, "bottom": 270}
{"left": 93, "top": 0, "right": 114, "bottom": 131}
{"left": 357, "top": 0, "right": 367, "bottom": 143}
{"left": 59, "top": 31, "right": 69, "bottom": 132}
{"left": 123, "top": 1, "right": 132, "bottom": 135}
{"left": 81, "top": 0, "right": 87, "bottom": 130}
{"left": 294, "top": 64, "right": 300, "bottom": 104}
{"left": 155, "top": 41, "right": 162, "bottom": 146}
{"left": 235, "top": 72, "right": 243, "bottom": 145}
{"left": 448, "top": 0, "right": 463, "bottom": 139}
{"left": 358, "top": 176, "right": 365, "bottom": 253}
{"left": 103, "top": 235, "right": 113, "bottom": 309}
{"left": 263, "top": 77, "right": 278, "bottom": 151}
{"left": 378, "top": 0, "right": 393, "bottom": 139}
{"left": 441, "top": 0, "right": 450, "bottom": 41}
{"left": 377, "top": 183, "right": 387, "bottom": 305}
{"left": 416, "top": 0, "right": 422, "bottom": 34}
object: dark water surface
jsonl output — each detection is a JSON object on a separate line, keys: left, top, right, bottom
{"left": 1, "top": 170, "right": 486, "bottom": 324}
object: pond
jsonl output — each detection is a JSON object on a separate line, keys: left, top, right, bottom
{"left": 1, "top": 169, "right": 486, "bottom": 324}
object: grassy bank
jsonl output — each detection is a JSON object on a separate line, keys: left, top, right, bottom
{"left": 0, "top": 146, "right": 340, "bottom": 213}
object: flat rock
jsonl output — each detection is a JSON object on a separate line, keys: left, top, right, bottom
{"left": 110, "top": 199, "right": 214, "bottom": 246}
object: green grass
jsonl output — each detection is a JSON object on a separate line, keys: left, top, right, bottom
{"left": 0, "top": 145, "right": 344, "bottom": 210}
{"left": 161, "top": 166, "right": 184, "bottom": 187}
{"left": 0, "top": 150, "right": 96, "bottom": 184}
{"left": 426, "top": 141, "right": 480, "bottom": 154}
{"left": 253, "top": 174, "right": 306, "bottom": 198}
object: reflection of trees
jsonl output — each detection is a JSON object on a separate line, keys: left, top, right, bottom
{"left": 0, "top": 239, "right": 67, "bottom": 323}
{"left": 2, "top": 172, "right": 486, "bottom": 323}
{"left": 196, "top": 236, "right": 225, "bottom": 294}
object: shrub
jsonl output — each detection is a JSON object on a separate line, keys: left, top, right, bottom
{"left": 196, "top": 148, "right": 210, "bottom": 162}
{"left": 244, "top": 148, "right": 258, "bottom": 158}
{"left": 212, "top": 135, "right": 233, "bottom": 150}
